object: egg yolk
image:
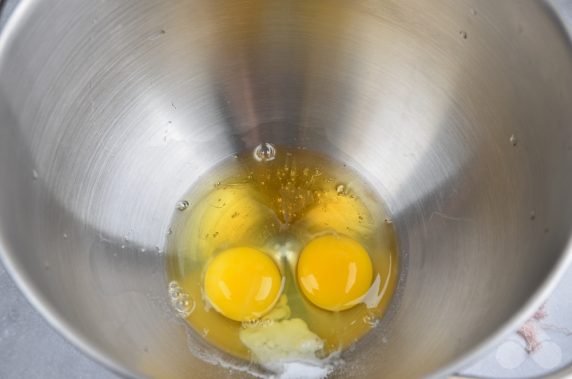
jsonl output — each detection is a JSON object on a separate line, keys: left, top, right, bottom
{"left": 297, "top": 235, "right": 373, "bottom": 311}
{"left": 204, "top": 247, "right": 283, "bottom": 322}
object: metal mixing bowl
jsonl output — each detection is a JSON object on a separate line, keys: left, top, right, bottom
{"left": 2, "top": 0, "right": 572, "bottom": 378}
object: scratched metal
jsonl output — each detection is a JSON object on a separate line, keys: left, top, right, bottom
{"left": 1, "top": 1, "right": 572, "bottom": 378}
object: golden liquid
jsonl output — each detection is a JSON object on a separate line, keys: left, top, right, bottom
{"left": 167, "top": 145, "right": 399, "bottom": 361}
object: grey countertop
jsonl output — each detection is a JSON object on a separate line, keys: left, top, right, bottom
{"left": 2, "top": 1, "right": 572, "bottom": 378}
{"left": 0, "top": 263, "right": 118, "bottom": 379}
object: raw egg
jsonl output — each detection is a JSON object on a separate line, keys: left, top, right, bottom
{"left": 167, "top": 145, "right": 399, "bottom": 373}
{"left": 297, "top": 235, "right": 373, "bottom": 311}
{"left": 204, "top": 247, "right": 283, "bottom": 322}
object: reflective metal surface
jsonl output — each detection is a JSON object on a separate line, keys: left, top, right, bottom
{"left": 1, "top": 1, "right": 572, "bottom": 378}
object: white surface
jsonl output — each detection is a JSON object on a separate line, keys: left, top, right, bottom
{"left": 463, "top": 267, "right": 572, "bottom": 378}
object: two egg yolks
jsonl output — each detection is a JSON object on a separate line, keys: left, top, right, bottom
{"left": 203, "top": 236, "right": 373, "bottom": 321}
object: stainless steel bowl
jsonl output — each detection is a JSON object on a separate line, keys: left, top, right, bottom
{"left": 2, "top": 0, "right": 572, "bottom": 378}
